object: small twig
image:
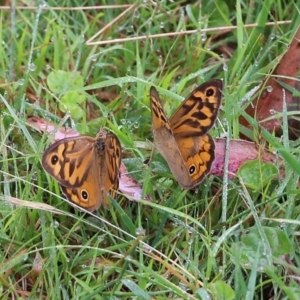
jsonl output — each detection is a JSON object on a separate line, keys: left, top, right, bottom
{"left": 86, "top": 20, "right": 292, "bottom": 46}
{"left": 86, "top": 3, "right": 139, "bottom": 45}
{"left": 0, "top": 5, "right": 131, "bottom": 10}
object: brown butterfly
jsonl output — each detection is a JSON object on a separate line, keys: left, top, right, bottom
{"left": 42, "top": 129, "right": 122, "bottom": 211}
{"left": 150, "top": 79, "right": 223, "bottom": 189}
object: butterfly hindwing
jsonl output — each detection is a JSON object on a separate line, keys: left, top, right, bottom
{"left": 175, "top": 134, "right": 215, "bottom": 184}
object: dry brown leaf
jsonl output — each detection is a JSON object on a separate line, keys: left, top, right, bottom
{"left": 240, "top": 26, "right": 300, "bottom": 137}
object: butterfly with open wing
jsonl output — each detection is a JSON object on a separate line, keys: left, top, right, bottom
{"left": 42, "top": 129, "right": 122, "bottom": 211}
{"left": 150, "top": 79, "right": 223, "bottom": 189}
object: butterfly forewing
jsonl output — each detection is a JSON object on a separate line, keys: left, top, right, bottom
{"left": 104, "top": 133, "right": 122, "bottom": 198}
{"left": 150, "top": 87, "right": 173, "bottom": 132}
{"left": 170, "top": 79, "right": 223, "bottom": 137}
{"left": 42, "top": 136, "right": 95, "bottom": 188}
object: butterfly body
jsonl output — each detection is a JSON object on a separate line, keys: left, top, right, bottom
{"left": 42, "top": 129, "right": 121, "bottom": 211}
{"left": 150, "top": 79, "right": 222, "bottom": 189}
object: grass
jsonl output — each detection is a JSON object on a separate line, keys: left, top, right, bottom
{"left": 1, "top": 1, "right": 300, "bottom": 299}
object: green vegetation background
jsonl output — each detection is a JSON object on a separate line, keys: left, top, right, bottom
{"left": 1, "top": 1, "right": 300, "bottom": 299}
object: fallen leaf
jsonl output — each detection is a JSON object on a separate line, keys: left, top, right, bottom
{"left": 240, "top": 26, "right": 300, "bottom": 137}
{"left": 31, "top": 252, "right": 44, "bottom": 287}
{"left": 287, "top": 81, "right": 300, "bottom": 139}
{"left": 27, "top": 116, "right": 79, "bottom": 140}
{"left": 119, "top": 163, "right": 147, "bottom": 200}
{"left": 212, "top": 138, "right": 283, "bottom": 179}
